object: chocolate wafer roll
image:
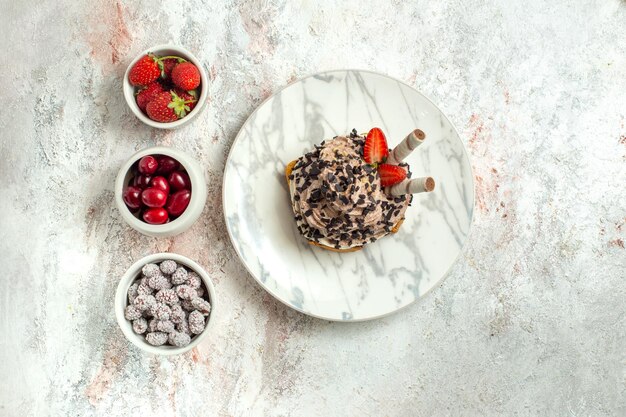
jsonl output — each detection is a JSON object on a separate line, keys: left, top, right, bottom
{"left": 389, "top": 177, "right": 435, "bottom": 196}
{"left": 386, "top": 129, "right": 426, "bottom": 165}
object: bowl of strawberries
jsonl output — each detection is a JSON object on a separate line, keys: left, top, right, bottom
{"left": 123, "top": 44, "right": 208, "bottom": 129}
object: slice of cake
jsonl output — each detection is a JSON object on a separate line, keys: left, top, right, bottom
{"left": 285, "top": 128, "right": 435, "bottom": 252}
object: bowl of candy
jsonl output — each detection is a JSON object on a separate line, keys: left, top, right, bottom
{"left": 115, "top": 253, "right": 216, "bottom": 355}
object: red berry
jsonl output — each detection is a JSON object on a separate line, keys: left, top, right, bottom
{"left": 161, "top": 58, "right": 178, "bottom": 79}
{"left": 133, "top": 174, "right": 152, "bottom": 189}
{"left": 378, "top": 163, "right": 407, "bottom": 187}
{"left": 145, "top": 92, "right": 178, "bottom": 123}
{"left": 155, "top": 156, "right": 179, "bottom": 175}
{"left": 165, "top": 189, "right": 191, "bottom": 216}
{"left": 141, "top": 188, "right": 168, "bottom": 208}
{"left": 145, "top": 91, "right": 195, "bottom": 122}
{"left": 168, "top": 171, "right": 191, "bottom": 191}
{"left": 138, "top": 155, "right": 158, "bottom": 175}
{"left": 363, "top": 127, "right": 389, "bottom": 164}
{"left": 174, "top": 89, "right": 198, "bottom": 112}
{"left": 150, "top": 176, "right": 170, "bottom": 194}
{"left": 123, "top": 186, "right": 142, "bottom": 210}
{"left": 143, "top": 208, "right": 169, "bottom": 224}
{"left": 129, "top": 55, "right": 160, "bottom": 86}
{"left": 171, "top": 62, "right": 201, "bottom": 90}
{"left": 135, "top": 82, "right": 164, "bottom": 112}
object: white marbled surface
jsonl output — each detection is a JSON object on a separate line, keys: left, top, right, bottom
{"left": 1, "top": 0, "right": 625, "bottom": 416}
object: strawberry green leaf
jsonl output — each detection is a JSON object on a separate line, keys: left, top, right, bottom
{"left": 157, "top": 60, "right": 165, "bottom": 78}
{"left": 157, "top": 55, "right": 188, "bottom": 63}
{"left": 167, "top": 91, "right": 191, "bottom": 118}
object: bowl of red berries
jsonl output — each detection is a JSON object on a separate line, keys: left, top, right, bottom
{"left": 123, "top": 44, "right": 208, "bottom": 129}
{"left": 115, "top": 146, "right": 207, "bottom": 237}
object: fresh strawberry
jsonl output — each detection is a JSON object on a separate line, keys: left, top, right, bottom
{"left": 174, "top": 89, "right": 198, "bottom": 112}
{"left": 158, "top": 56, "right": 187, "bottom": 79}
{"left": 145, "top": 91, "right": 196, "bottom": 123}
{"left": 171, "top": 62, "right": 201, "bottom": 90}
{"left": 161, "top": 58, "right": 179, "bottom": 79}
{"left": 363, "top": 127, "right": 389, "bottom": 165}
{"left": 135, "top": 82, "right": 164, "bottom": 112}
{"left": 378, "top": 163, "right": 407, "bottom": 187}
{"left": 146, "top": 92, "right": 178, "bottom": 122}
{"left": 129, "top": 55, "right": 161, "bottom": 86}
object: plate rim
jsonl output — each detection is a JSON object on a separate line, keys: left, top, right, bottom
{"left": 222, "top": 69, "right": 475, "bottom": 322}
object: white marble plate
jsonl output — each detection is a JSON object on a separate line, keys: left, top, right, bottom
{"left": 223, "top": 70, "right": 474, "bottom": 321}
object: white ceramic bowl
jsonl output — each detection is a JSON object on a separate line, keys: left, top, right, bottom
{"left": 115, "top": 253, "right": 216, "bottom": 355}
{"left": 123, "top": 44, "right": 209, "bottom": 129}
{"left": 115, "top": 146, "right": 207, "bottom": 237}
